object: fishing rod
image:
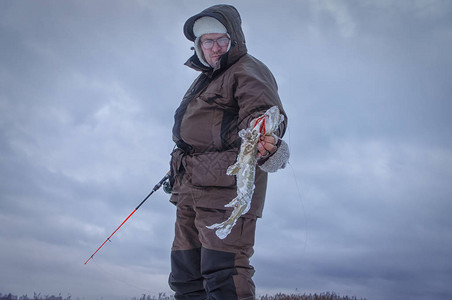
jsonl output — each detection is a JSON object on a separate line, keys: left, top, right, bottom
{"left": 84, "top": 172, "right": 170, "bottom": 265}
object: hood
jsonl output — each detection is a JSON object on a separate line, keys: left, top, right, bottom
{"left": 183, "top": 4, "right": 247, "bottom": 72}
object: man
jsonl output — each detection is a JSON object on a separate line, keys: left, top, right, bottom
{"left": 168, "top": 4, "right": 290, "bottom": 300}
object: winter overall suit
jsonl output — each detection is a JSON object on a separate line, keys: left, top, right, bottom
{"left": 168, "top": 5, "right": 289, "bottom": 300}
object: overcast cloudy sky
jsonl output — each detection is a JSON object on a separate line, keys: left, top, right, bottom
{"left": 1, "top": 0, "right": 451, "bottom": 299}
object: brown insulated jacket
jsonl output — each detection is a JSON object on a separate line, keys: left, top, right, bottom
{"left": 170, "top": 5, "right": 287, "bottom": 217}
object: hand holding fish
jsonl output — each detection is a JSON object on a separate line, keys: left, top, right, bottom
{"left": 257, "top": 135, "right": 277, "bottom": 158}
{"left": 206, "top": 106, "right": 284, "bottom": 239}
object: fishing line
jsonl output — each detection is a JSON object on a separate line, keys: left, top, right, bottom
{"left": 89, "top": 261, "right": 156, "bottom": 296}
{"left": 285, "top": 123, "right": 309, "bottom": 255}
{"left": 288, "top": 160, "right": 309, "bottom": 255}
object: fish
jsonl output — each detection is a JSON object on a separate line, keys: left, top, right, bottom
{"left": 206, "top": 106, "right": 284, "bottom": 239}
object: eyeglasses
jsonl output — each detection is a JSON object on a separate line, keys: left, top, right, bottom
{"left": 200, "top": 37, "right": 230, "bottom": 49}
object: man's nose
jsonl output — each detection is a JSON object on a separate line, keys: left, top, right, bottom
{"left": 212, "top": 41, "right": 221, "bottom": 51}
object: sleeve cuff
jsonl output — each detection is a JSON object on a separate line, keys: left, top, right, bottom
{"left": 258, "top": 139, "right": 290, "bottom": 173}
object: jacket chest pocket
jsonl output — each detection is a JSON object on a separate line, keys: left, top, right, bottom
{"left": 198, "top": 83, "right": 237, "bottom": 111}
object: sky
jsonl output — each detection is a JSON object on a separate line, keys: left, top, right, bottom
{"left": 1, "top": 0, "right": 451, "bottom": 299}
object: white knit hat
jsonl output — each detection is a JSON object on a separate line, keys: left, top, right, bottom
{"left": 192, "top": 17, "right": 230, "bottom": 67}
{"left": 193, "top": 16, "right": 227, "bottom": 37}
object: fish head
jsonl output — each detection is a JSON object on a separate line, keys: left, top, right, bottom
{"left": 263, "top": 106, "right": 283, "bottom": 134}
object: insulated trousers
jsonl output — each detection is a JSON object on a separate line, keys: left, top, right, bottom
{"left": 169, "top": 204, "right": 257, "bottom": 300}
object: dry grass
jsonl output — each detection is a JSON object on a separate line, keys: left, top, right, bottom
{"left": 258, "top": 293, "right": 365, "bottom": 300}
{"left": 0, "top": 292, "right": 366, "bottom": 300}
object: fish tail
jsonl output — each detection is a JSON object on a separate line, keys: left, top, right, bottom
{"left": 206, "top": 221, "right": 236, "bottom": 240}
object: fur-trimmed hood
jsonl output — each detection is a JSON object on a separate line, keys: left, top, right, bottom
{"left": 183, "top": 4, "right": 247, "bottom": 73}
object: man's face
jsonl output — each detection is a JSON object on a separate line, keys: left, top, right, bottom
{"left": 200, "top": 33, "right": 229, "bottom": 67}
